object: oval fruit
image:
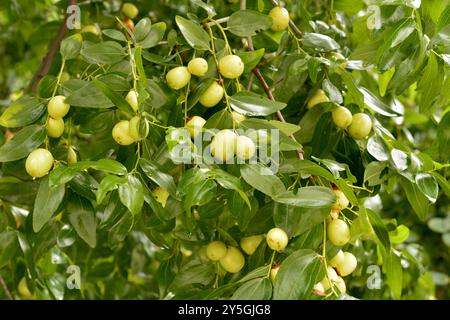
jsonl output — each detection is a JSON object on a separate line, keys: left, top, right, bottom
{"left": 320, "top": 266, "right": 339, "bottom": 291}
{"left": 210, "top": 129, "right": 237, "bottom": 162}
{"left": 235, "top": 136, "right": 256, "bottom": 160}
{"left": 206, "top": 241, "right": 227, "bottom": 261}
{"left": 199, "top": 82, "right": 224, "bottom": 107}
{"left": 231, "top": 111, "right": 246, "bottom": 124}
{"left": 112, "top": 120, "right": 135, "bottom": 146}
{"left": 266, "top": 227, "right": 289, "bottom": 252}
{"left": 240, "top": 235, "right": 264, "bottom": 255}
{"left": 307, "top": 89, "right": 329, "bottom": 109}
{"left": 126, "top": 89, "right": 139, "bottom": 112}
{"left": 81, "top": 25, "right": 99, "bottom": 35}
{"left": 335, "top": 252, "right": 357, "bottom": 277}
{"left": 129, "top": 116, "right": 149, "bottom": 141}
{"left": 188, "top": 57, "right": 208, "bottom": 77}
{"left": 348, "top": 113, "right": 372, "bottom": 140}
{"left": 269, "top": 7, "right": 290, "bottom": 31}
{"left": 166, "top": 66, "right": 191, "bottom": 90}
{"left": 25, "top": 149, "right": 54, "bottom": 178}
{"left": 329, "top": 250, "right": 345, "bottom": 268}
{"left": 333, "top": 189, "right": 349, "bottom": 210}
{"left": 332, "top": 106, "right": 353, "bottom": 129}
{"left": 186, "top": 116, "right": 206, "bottom": 138}
{"left": 47, "top": 117, "right": 65, "bottom": 138}
{"left": 219, "top": 246, "right": 245, "bottom": 273}
{"left": 218, "top": 55, "right": 244, "bottom": 79}
{"left": 328, "top": 219, "right": 350, "bottom": 246}
{"left": 48, "top": 95, "right": 70, "bottom": 119}
{"left": 334, "top": 276, "right": 346, "bottom": 294}
{"left": 122, "top": 3, "right": 139, "bottom": 19}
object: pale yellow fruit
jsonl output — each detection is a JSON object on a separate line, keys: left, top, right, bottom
{"left": 218, "top": 55, "right": 244, "bottom": 79}
{"left": 269, "top": 7, "right": 290, "bottom": 31}
{"left": 186, "top": 116, "right": 206, "bottom": 138}
{"left": 188, "top": 58, "right": 208, "bottom": 77}
{"left": 210, "top": 129, "right": 238, "bottom": 162}
{"left": 48, "top": 95, "right": 70, "bottom": 119}
{"left": 122, "top": 3, "right": 139, "bottom": 19}
{"left": 81, "top": 25, "right": 99, "bottom": 35}
{"left": 335, "top": 252, "right": 357, "bottom": 277}
{"left": 332, "top": 106, "right": 353, "bottom": 129}
{"left": 18, "top": 278, "right": 33, "bottom": 299}
{"left": 334, "top": 276, "right": 346, "bottom": 294}
{"left": 67, "top": 146, "right": 77, "bottom": 164}
{"left": 313, "top": 282, "right": 325, "bottom": 295}
{"left": 232, "top": 111, "right": 246, "bottom": 124}
{"left": 153, "top": 187, "right": 170, "bottom": 208}
{"left": 236, "top": 136, "right": 256, "bottom": 160}
{"left": 166, "top": 66, "right": 191, "bottom": 90}
{"left": 126, "top": 89, "right": 139, "bottom": 112}
{"left": 348, "top": 113, "right": 372, "bottom": 140}
{"left": 240, "top": 235, "right": 264, "bottom": 255}
{"left": 47, "top": 117, "right": 65, "bottom": 138}
{"left": 112, "top": 121, "right": 135, "bottom": 146}
{"left": 333, "top": 189, "right": 349, "bottom": 210}
{"left": 206, "top": 241, "right": 227, "bottom": 261}
{"left": 266, "top": 227, "right": 289, "bottom": 252}
{"left": 60, "top": 72, "right": 70, "bottom": 83}
{"left": 320, "top": 266, "right": 339, "bottom": 291}
{"left": 128, "top": 116, "right": 149, "bottom": 141}
{"left": 328, "top": 219, "right": 350, "bottom": 246}
{"left": 25, "top": 149, "right": 54, "bottom": 178}
{"left": 219, "top": 246, "right": 245, "bottom": 273}
{"left": 307, "top": 89, "right": 329, "bottom": 109}
{"left": 199, "top": 82, "right": 224, "bottom": 107}
{"left": 329, "top": 250, "right": 345, "bottom": 268}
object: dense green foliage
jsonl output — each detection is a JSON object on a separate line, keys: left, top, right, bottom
{"left": 0, "top": 0, "right": 449, "bottom": 300}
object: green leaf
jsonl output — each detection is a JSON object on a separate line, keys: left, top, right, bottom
{"left": 81, "top": 41, "right": 126, "bottom": 65}
{"left": 417, "top": 53, "right": 443, "bottom": 113}
{"left": 273, "top": 249, "right": 323, "bottom": 299}
{"left": 190, "top": 0, "right": 217, "bottom": 17}
{"left": 273, "top": 187, "right": 335, "bottom": 208}
{"left": 229, "top": 92, "right": 287, "bottom": 116}
{"left": 102, "top": 29, "right": 127, "bottom": 42}
{"left": 437, "top": 111, "right": 450, "bottom": 162}
{"left": 340, "top": 70, "right": 364, "bottom": 107}
{"left": 93, "top": 79, "right": 134, "bottom": 114}
{"left": 0, "top": 96, "right": 46, "bottom": 128}
{"left": 141, "top": 22, "right": 167, "bottom": 49}
{"left": 134, "top": 18, "right": 152, "bottom": 42}
{"left": 389, "top": 225, "right": 410, "bottom": 244}
{"left": 415, "top": 173, "right": 439, "bottom": 203}
{"left": 0, "top": 231, "right": 18, "bottom": 269}
{"left": 240, "top": 163, "right": 286, "bottom": 197}
{"left": 60, "top": 34, "right": 82, "bottom": 60}
{"left": 118, "top": 175, "right": 145, "bottom": 216}
{"left": 366, "top": 208, "right": 391, "bottom": 252}
{"left": 385, "top": 250, "right": 403, "bottom": 300}
{"left": 63, "top": 80, "right": 114, "bottom": 108}
{"left": 379, "top": 18, "right": 415, "bottom": 51}
{"left": 175, "top": 15, "right": 210, "bottom": 50}
{"left": 278, "top": 159, "right": 335, "bottom": 182}
{"left": 274, "top": 203, "right": 330, "bottom": 237}
{"left": 67, "top": 194, "right": 97, "bottom": 248}
{"left": 33, "top": 177, "right": 65, "bottom": 232}
{"left": 364, "top": 161, "right": 388, "bottom": 186}
{"left": 183, "top": 178, "right": 216, "bottom": 214}
{"left": 360, "top": 87, "right": 402, "bottom": 117}
{"left": 399, "top": 176, "right": 429, "bottom": 220}
{"left": 208, "top": 168, "right": 250, "bottom": 208}
{"left": 227, "top": 10, "right": 272, "bottom": 37}
{"left": 228, "top": 193, "right": 257, "bottom": 230}
{"left": 431, "top": 172, "right": 450, "bottom": 198}
{"left": 302, "top": 33, "right": 340, "bottom": 52}
{"left": 237, "top": 48, "right": 265, "bottom": 73}
{"left": 96, "top": 175, "right": 127, "bottom": 205}
{"left": 231, "top": 278, "right": 272, "bottom": 300}
{"left": 0, "top": 125, "right": 46, "bottom": 162}
{"left": 139, "top": 158, "right": 177, "bottom": 197}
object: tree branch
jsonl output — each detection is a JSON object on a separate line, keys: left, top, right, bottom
{"left": 241, "top": 0, "right": 304, "bottom": 160}
{"left": 0, "top": 275, "right": 13, "bottom": 300}
{"left": 28, "top": 0, "right": 77, "bottom": 93}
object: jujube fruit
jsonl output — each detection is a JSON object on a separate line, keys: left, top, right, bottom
{"left": 266, "top": 227, "right": 289, "bottom": 252}
{"left": 25, "top": 149, "right": 54, "bottom": 178}
{"left": 199, "top": 82, "right": 224, "bottom": 107}
{"left": 219, "top": 246, "right": 245, "bottom": 273}
{"left": 218, "top": 55, "right": 244, "bottom": 79}
{"left": 240, "top": 235, "right": 264, "bottom": 255}
{"left": 166, "top": 66, "right": 191, "bottom": 90}
{"left": 47, "top": 117, "right": 65, "bottom": 138}
{"left": 48, "top": 95, "right": 70, "bottom": 119}
{"left": 269, "top": 7, "right": 290, "bottom": 31}
{"left": 327, "top": 219, "right": 350, "bottom": 246}
{"left": 188, "top": 58, "right": 208, "bottom": 77}
{"left": 112, "top": 121, "right": 136, "bottom": 146}
{"left": 206, "top": 241, "right": 227, "bottom": 261}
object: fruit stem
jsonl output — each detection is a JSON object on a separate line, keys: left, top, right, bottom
{"left": 52, "top": 58, "right": 66, "bottom": 98}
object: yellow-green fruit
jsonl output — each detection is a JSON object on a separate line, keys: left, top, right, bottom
{"left": 153, "top": 187, "right": 170, "bottom": 208}
{"left": 186, "top": 116, "right": 206, "bottom": 138}
{"left": 335, "top": 252, "right": 357, "bottom": 277}
{"left": 232, "top": 111, "right": 246, "bottom": 124}
{"left": 307, "top": 89, "right": 329, "bottom": 109}
{"left": 199, "top": 82, "right": 224, "bottom": 107}
{"left": 219, "top": 246, "right": 245, "bottom": 273}
{"left": 313, "top": 282, "right": 325, "bottom": 295}
{"left": 334, "top": 276, "right": 346, "bottom": 294}
{"left": 166, "top": 66, "right": 191, "bottom": 90}
{"left": 18, "top": 278, "right": 33, "bottom": 298}
{"left": 235, "top": 136, "right": 256, "bottom": 160}
{"left": 112, "top": 121, "right": 135, "bottom": 146}
{"left": 67, "top": 146, "right": 77, "bottom": 164}
{"left": 270, "top": 264, "right": 280, "bottom": 282}
{"left": 269, "top": 7, "right": 290, "bottom": 31}
{"left": 332, "top": 106, "right": 353, "bottom": 129}
{"left": 218, "top": 55, "right": 244, "bottom": 79}
{"left": 266, "top": 227, "right": 289, "bottom": 252}
{"left": 128, "top": 116, "right": 148, "bottom": 141}
{"left": 329, "top": 250, "right": 345, "bottom": 268}
{"left": 210, "top": 129, "right": 238, "bottom": 162}
{"left": 206, "top": 241, "right": 227, "bottom": 261}
{"left": 81, "top": 25, "right": 99, "bottom": 35}
{"left": 330, "top": 207, "right": 340, "bottom": 220}
{"left": 48, "top": 95, "right": 70, "bottom": 119}
{"left": 25, "top": 149, "right": 54, "bottom": 178}
{"left": 122, "top": 3, "right": 139, "bottom": 19}
{"left": 47, "top": 117, "right": 65, "bottom": 138}
{"left": 240, "top": 235, "right": 264, "bottom": 255}
{"left": 60, "top": 72, "right": 70, "bottom": 83}
{"left": 188, "top": 57, "right": 208, "bottom": 77}
{"left": 333, "top": 189, "right": 349, "bottom": 210}
{"left": 126, "top": 89, "right": 139, "bottom": 112}
{"left": 328, "top": 219, "right": 350, "bottom": 246}
{"left": 348, "top": 113, "right": 372, "bottom": 140}
{"left": 320, "top": 266, "right": 339, "bottom": 291}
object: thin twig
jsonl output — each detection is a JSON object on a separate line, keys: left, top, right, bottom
{"left": 0, "top": 275, "right": 13, "bottom": 300}
{"left": 28, "top": 0, "right": 77, "bottom": 93}
{"left": 205, "top": 16, "right": 229, "bottom": 27}
{"left": 241, "top": 0, "right": 304, "bottom": 160}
